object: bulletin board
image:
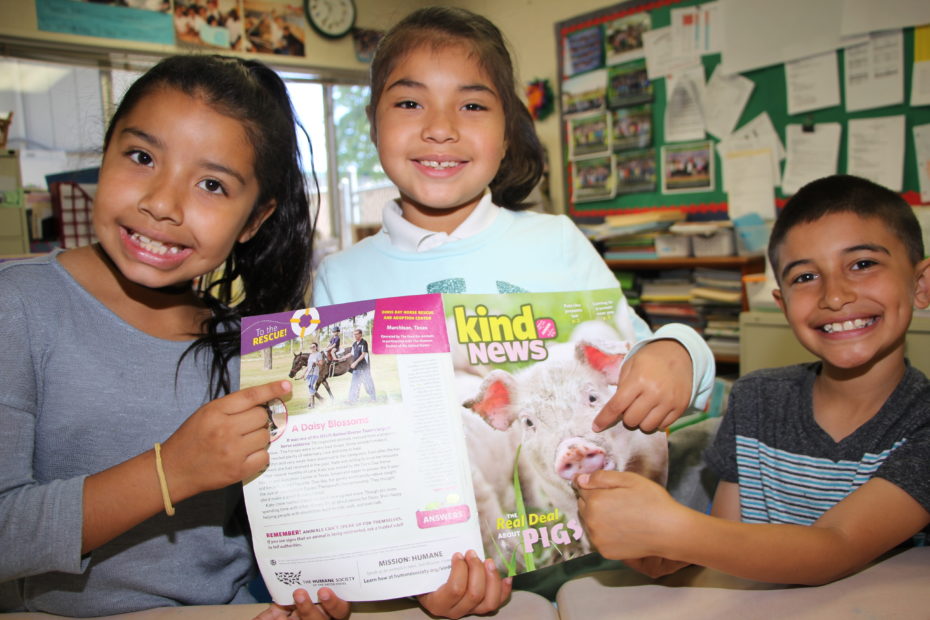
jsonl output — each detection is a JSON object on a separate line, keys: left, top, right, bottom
{"left": 555, "top": 0, "right": 930, "bottom": 222}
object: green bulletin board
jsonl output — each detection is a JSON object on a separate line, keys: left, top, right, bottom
{"left": 555, "top": 0, "right": 930, "bottom": 221}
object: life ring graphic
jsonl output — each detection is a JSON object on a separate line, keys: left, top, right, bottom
{"left": 290, "top": 308, "right": 321, "bottom": 338}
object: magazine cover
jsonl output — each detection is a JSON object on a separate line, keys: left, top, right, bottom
{"left": 240, "top": 289, "right": 668, "bottom": 603}
{"left": 442, "top": 289, "right": 668, "bottom": 575}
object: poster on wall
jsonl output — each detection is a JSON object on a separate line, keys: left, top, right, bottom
{"left": 572, "top": 155, "right": 616, "bottom": 202}
{"left": 661, "top": 140, "right": 714, "bottom": 193}
{"left": 561, "top": 70, "right": 607, "bottom": 117}
{"left": 569, "top": 112, "right": 611, "bottom": 159}
{"left": 607, "top": 60, "right": 653, "bottom": 108}
{"left": 36, "top": 0, "right": 174, "bottom": 45}
{"left": 616, "top": 148, "right": 657, "bottom": 194}
{"left": 604, "top": 13, "right": 651, "bottom": 65}
{"left": 563, "top": 26, "right": 605, "bottom": 77}
{"left": 612, "top": 104, "right": 652, "bottom": 151}
{"left": 174, "top": 0, "right": 244, "bottom": 50}
{"left": 174, "top": 0, "right": 306, "bottom": 56}
{"left": 242, "top": 0, "right": 306, "bottom": 56}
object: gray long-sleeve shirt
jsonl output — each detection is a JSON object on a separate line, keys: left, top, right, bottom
{"left": 0, "top": 252, "right": 256, "bottom": 616}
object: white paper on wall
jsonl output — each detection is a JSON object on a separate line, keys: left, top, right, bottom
{"left": 723, "top": 148, "right": 776, "bottom": 220}
{"left": 785, "top": 51, "right": 841, "bottom": 116}
{"left": 844, "top": 30, "right": 904, "bottom": 112}
{"left": 703, "top": 67, "right": 754, "bottom": 139}
{"left": 664, "top": 64, "right": 707, "bottom": 143}
{"left": 719, "top": 0, "right": 867, "bottom": 75}
{"left": 840, "top": 0, "right": 930, "bottom": 36}
{"left": 847, "top": 115, "right": 905, "bottom": 191}
{"left": 914, "top": 124, "right": 930, "bottom": 204}
{"left": 781, "top": 123, "right": 842, "bottom": 195}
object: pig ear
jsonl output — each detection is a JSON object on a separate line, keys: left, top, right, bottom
{"left": 575, "top": 340, "right": 626, "bottom": 385}
{"left": 463, "top": 370, "right": 518, "bottom": 431}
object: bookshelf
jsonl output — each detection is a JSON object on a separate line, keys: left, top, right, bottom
{"left": 606, "top": 254, "right": 765, "bottom": 367}
{"left": 605, "top": 255, "right": 765, "bottom": 277}
{"left": 605, "top": 255, "right": 765, "bottom": 311}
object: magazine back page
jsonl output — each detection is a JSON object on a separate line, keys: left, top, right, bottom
{"left": 240, "top": 295, "right": 483, "bottom": 603}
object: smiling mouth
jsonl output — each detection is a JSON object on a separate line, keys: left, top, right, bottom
{"left": 418, "top": 159, "right": 463, "bottom": 169}
{"left": 129, "top": 231, "right": 185, "bottom": 255}
{"left": 821, "top": 317, "right": 876, "bottom": 333}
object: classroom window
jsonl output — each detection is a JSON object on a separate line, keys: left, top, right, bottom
{"left": 0, "top": 52, "right": 380, "bottom": 253}
{"left": 284, "top": 79, "right": 391, "bottom": 251}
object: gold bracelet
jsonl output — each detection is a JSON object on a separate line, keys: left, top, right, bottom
{"left": 153, "top": 442, "right": 176, "bottom": 517}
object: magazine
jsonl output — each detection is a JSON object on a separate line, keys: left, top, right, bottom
{"left": 240, "top": 288, "right": 669, "bottom": 603}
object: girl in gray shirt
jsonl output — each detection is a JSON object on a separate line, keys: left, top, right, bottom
{"left": 0, "top": 55, "right": 345, "bottom": 619}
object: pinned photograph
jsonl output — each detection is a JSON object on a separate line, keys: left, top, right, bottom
{"left": 607, "top": 60, "right": 652, "bottom": 108}
{"left": 561, "top": 70, "right": 607, "bottom": 116}
{"left": 242, "top": 0, "right": 306, "bottom": 56}
{"left": 612, "top": 104, "right": 652, "bottom": 151}
{"left": 562, "top": 25, "right": 604, "bottom": 76}
{"left": 572, "top": 155, "right": 615, "bottom": 203}
{"left": 174, "top": 0, "right": 247, "bottom": 51}
{"left": 569, "top": 112, "right": 611, "bottom": 159}
{"left": 604, "top": 13, "right": 650, "bottom": 65}
{"left": 662, "top": 140, "right": 714, "bottom": 193}
{"left": 616, "top": 148, "right": 657, "bottom": 194}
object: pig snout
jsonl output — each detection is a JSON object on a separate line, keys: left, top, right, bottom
{"left": 555, "top": 438, "right": 615, "bottom": 481}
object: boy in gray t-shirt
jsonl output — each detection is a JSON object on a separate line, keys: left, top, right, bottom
{"left": 574, "top": 175, "right": 930, "bottom": 585}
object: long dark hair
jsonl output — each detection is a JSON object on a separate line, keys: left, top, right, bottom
{"left": 368, "top": 6, "right": 545, "bottom": 210}
{"left": 104, "top": 54, "right": 315, "bottom": 397}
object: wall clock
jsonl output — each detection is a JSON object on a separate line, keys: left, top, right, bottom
{"left": 305, "top": 0, "right": 356, "bottom": 39}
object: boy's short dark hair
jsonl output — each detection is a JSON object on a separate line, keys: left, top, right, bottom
{"left": 768, "top": 174, "right": 925, "bottom": 279}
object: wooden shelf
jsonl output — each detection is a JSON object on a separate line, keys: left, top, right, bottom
{"left": 605, "top": 254, "right": 765, "bottom": 274}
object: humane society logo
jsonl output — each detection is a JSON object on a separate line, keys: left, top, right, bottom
{"left": 452, "top": 304, "right": 558, "bottom": 366}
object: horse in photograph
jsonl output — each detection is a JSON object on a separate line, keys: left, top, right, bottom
{"left": 288, "top": 347, "right": 353, "bottom": 407}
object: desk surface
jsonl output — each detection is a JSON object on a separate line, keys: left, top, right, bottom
{"left": 556, "top": 546, "right": 930, "bottom": 620}
{"left": 6, "top": 548, "right": 928, "bottom": 619}
{"left": 1, "top": 590, "right": 557, "bottom": 620}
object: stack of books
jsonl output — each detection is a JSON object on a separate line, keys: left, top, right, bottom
{"left": 703, "top": 315, "right": 741, "bottom": 357}
{"left": 640, "top": 269, "right": 693, "bottom": 303}
{"left": 689, "top": 268, "right": 744, "bottom": 357}
{"left": 640, "top": 301, "right": 702, "bottom": 330}
{"left": 581, "top": 210, "right": 686, "bottom": 260}
{"left": 689, "top": 267, "right": 743, "bottom": 305}
{"left": 638, "top": 269, "right": 701, "bottom": 331}
{"left": 601, "top": 232, "right": 662, "bottom": 260}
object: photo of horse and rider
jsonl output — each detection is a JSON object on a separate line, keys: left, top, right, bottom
{"left": 241, "top": 311, "right": 400, "bottom": 415}
{"left": 290, "top": 324, "right": 379, "bottom": 408}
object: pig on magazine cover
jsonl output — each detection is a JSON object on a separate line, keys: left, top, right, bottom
{"left": 451, "top": 296, "right": 668, "bottom": 574}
